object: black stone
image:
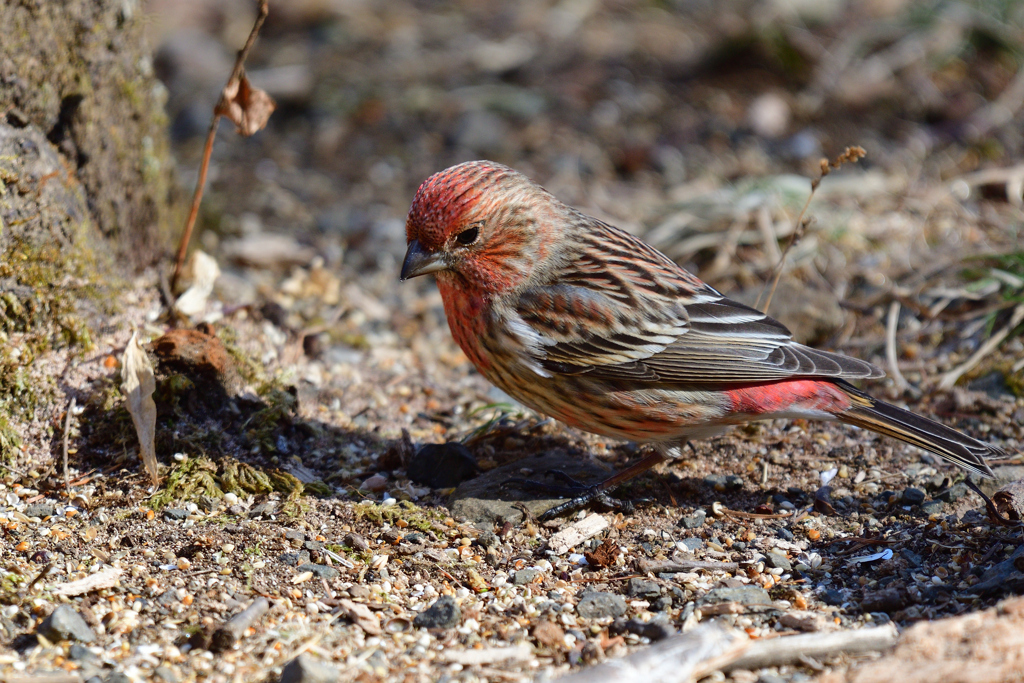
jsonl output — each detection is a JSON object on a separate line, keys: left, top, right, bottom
{"left": 407, "top": 442, "right": 478, "bottom": 488}
{"left": 623, "top": 618, "right": 674, "bottom": 641}
{"left": 652, "top": 596, "right": 673, "bottom": 611}
{"left": 474, "top": 531, "right": 500, "bottom": 549}
{"left": 513, "top": 569, "right": 542, "bottom": 585}
{"left": 860, "top": 588, "right": 907, "bottom": 613}
{"left": 679, "top": 537, "right": 703, "bottom": 551}
{"left": 68, "top": 643, "right": 96, "bottom": 661}
{"left": 280, "top": 653, "right": 340, "bottom": 683}
{"left": 679, "top": 509, "right": 706, "bottom": 529}
{"left": 37, "top": 605, "right": 95, "bottom": 643}
{"left": 763, "top": 552, "right": 792, "bottom": 572}
{"left": 248, "top": 502, "right": 276, "bottom": 518}
{"left": 776, "top": 527, "right": 794, "bottom": 541}
{"left": 413, "top": 595, "right": 461, "bottom": 629}
{"left": 163, "top": 508, "right": 188, "bottom": 521}
{"left": 296, "top": 563, "right": 339, "bottom": 579}
{"left": 936, "top": 482, "right": 968, "bottom": 503}
{"left": 344, "top": 533, "right": 369, "bottom": 551}
{"left": 575, "top": 592, "right": 627, "bottom": 619}
{"left": 901, "top": 488, "right": 926, "bottom": 506}
{"left": 627, "top": 578, "right": 662, "bottom": 600}
{"left": 156, "top": 589, "right": 178, "bottom": 607}
{"left": 820, "top": 588, "right": 845, "bottom": 606}
{"left": 279, "top": 551, "right": 311, "bottom": 567}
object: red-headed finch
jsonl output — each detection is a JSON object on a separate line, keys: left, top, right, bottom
{"left": 401, "top": 160, "right": 1001, "bottom": 517}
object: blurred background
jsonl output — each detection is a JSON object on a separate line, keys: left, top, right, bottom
{"left": 145, "top": 0, "right": 1024, "bottom": 386}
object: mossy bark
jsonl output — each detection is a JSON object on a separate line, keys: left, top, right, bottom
{"left": 0, "top": 0, "right": 179, "bottom": 262}
{"left": 0, "top": 0, "right": 179, "bottom": 463}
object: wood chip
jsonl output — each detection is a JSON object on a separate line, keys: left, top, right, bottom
{"left": 53, "top": 567, "right": 122, "bottom": 597}
{"left": 548, "top": 514, "right": 609, "bottom": 555}
{"left": 442, "top": 643, "right": 532, "bottom": 665}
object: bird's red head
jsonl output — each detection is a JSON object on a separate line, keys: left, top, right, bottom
{"left": 401, "top": 160, "right": 554, "bottom": 295}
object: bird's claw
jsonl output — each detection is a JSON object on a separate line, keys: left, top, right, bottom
{"left": 501, "top": 474, "right": 640, "bottom": 521}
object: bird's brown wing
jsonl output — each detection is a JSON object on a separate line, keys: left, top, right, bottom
{"left": 515, "top": 222, "right": 882, "bottom": 385}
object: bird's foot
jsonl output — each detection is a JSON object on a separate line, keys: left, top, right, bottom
{"left": 502, "top": 470, "right": 638, "bottom": 521}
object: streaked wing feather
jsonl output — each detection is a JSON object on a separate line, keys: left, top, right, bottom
{"left": 515, "top": 224, "right": 883, "bottom": 385}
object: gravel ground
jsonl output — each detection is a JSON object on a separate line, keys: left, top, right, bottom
{"left": 3, "top": 1, "right": 1024, "bottom": 681}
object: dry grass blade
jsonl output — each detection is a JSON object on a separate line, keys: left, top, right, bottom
{"left": 757, "top": 146, "right": 866, "bottom": 314}
{"left": 120, "top": 331, "right": 159, "bottom": 485}
{"left": 62, "top": 396, "right": 75, "bottom": 493}
{"left": 937, "top": 303, "right": 1024, "bottom": 391}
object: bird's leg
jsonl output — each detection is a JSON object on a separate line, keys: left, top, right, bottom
{"left": 502, "top": 450, "right": 669, "bottom": 521}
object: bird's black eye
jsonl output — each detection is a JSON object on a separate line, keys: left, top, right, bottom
{"left": 455, "top": 226, "right": 479, "bottom": 246}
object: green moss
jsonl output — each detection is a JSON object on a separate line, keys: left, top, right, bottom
{"left": 150, "top": 456, "right": 221, "bottom": 508}
{"left": 354, "top": 500, "right": 449, "bottom": 534}
{"left": 0, "top": 235, "right": 114, "bottom": 459}
{"left": 219, "top": 458, "right": 274, "bottom": 496}
{"left": 242, "top": 387, "right": 298, "bottom": 454}
{"left": 149, "top": 455, "right": 312, "bottom": 508}
{"left": 303, "top": 480, "right": 333, "bottom": 498}
{"left": 0, "top": 416, "right": 20, "bottom": 464}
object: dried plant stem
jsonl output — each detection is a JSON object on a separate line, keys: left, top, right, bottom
{"left": 885, "top": 301, "right": 915, "bottom": 395}
{"left": 938, "top": 303, "right": 1024, "bottom": 391}
{"left": 170, "top": 0, "right": 270, "bottom": 292}
{"left": 62, "top": 396, "right": 76, "bottom": 494}
{"left": 757, "top": 146, "right": 866, "bottom": 314}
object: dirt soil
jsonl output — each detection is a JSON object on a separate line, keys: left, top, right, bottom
{"left": 2, "top": 1, "right": 1024, "bottom": 682}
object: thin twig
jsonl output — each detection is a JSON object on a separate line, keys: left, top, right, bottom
{"left": 62, "top": 396, "right": 76, "bottom": 494}
{"left": 938, "top": 303, "right": 1024, "bottom": 391}
{"left": 170, "top": 0, "right": 271, "bottom": 292}
{"left": 757, "top": 147, "right": 866, "bottom": 314}
{"left": 724, "top": 623, "right": 898, "bottom": 672}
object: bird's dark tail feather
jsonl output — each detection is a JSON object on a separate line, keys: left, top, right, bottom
{"left": 837, "top": 382, "right": 1000, "bottom": 479}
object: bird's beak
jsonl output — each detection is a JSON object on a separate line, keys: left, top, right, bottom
{"left": 400, "top": 239, "right": 447, "bottom": 280}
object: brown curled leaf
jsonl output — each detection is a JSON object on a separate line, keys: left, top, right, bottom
{"left": 217, "top": 74, "right": 276, "bottom": 136}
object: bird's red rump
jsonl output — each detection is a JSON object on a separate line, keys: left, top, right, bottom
{"left": 726, "top": 380, "right": 851, "bottom": 415}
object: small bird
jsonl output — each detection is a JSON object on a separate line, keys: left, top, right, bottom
{"left": 401, "top": 160, "right": 1001, "bottom": 517}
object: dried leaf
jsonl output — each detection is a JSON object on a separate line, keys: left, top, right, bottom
{"left": 584, "top": 538, "right": 621, "bottom": 568}
{"left": 218, "top": 74, "right": 275, "bottom": 136}
{"left": 338, "top": 599, "right": 381, "bottom": 635}
{"left": 174, "top": 250, "right": 221, "bottom": 317}
{"left": 121, "top": 332, "right": 159, "bottom": 485}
